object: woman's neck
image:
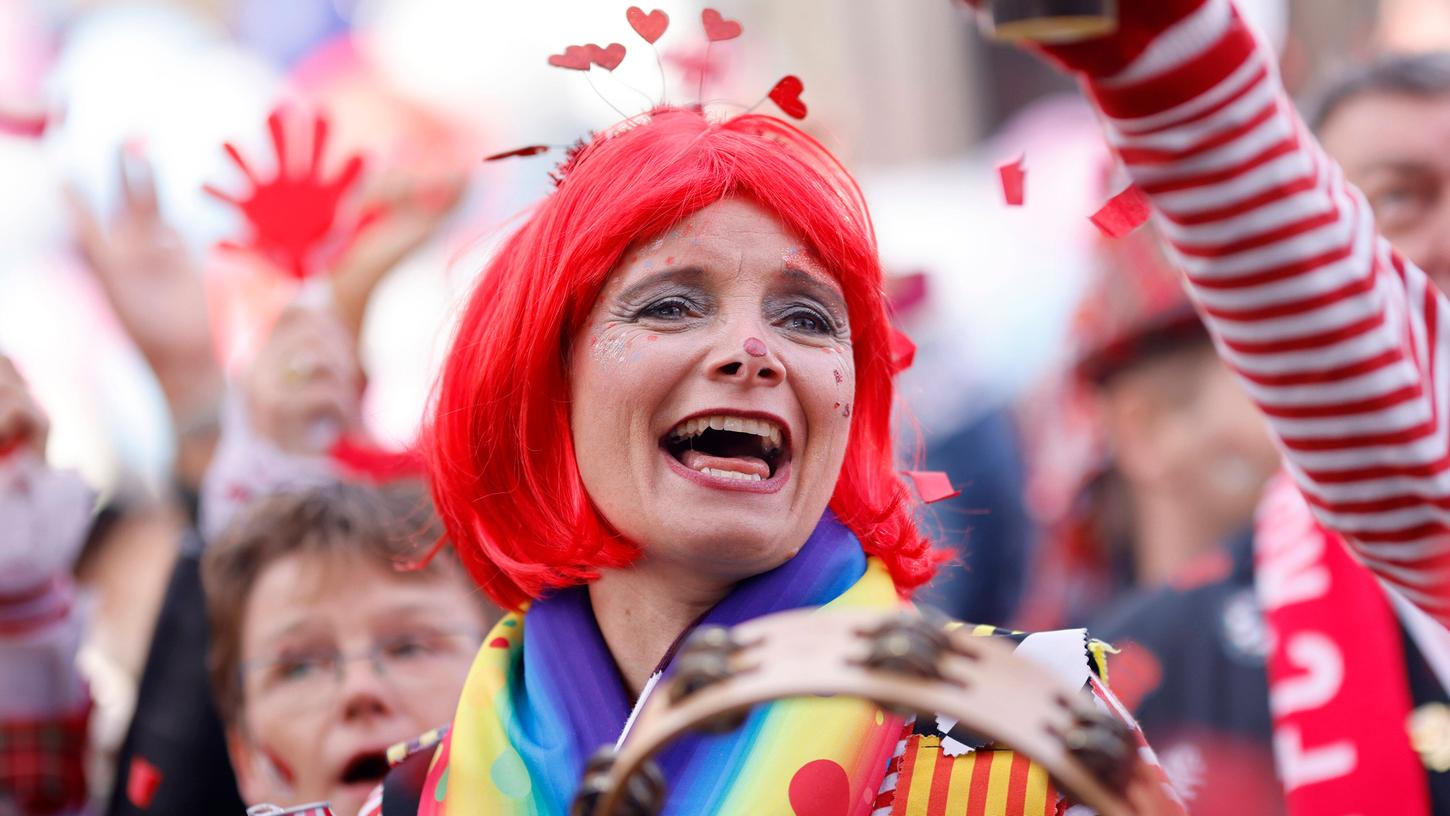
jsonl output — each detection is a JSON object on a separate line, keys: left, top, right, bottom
{"left": 588, "top": 560, "right": 734, "bottom": 698}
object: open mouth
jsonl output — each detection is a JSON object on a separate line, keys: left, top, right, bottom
{"left": 338, "top": 750, "right": 390, "bottom": 786}
{"left": 662, "top": 413, "right": 788, "bottom": 483}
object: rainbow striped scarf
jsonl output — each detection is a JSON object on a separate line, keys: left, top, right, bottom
{"left": 416, "top": 512, "right": 908, "bottom": 815}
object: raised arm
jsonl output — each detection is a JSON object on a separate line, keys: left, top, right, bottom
{"left": 986, "top": 0, "right": 1450, "bottom": 621}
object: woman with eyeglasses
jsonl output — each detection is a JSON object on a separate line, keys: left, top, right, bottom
{"left": 201, "top": 481, "right": 494, "bottom": 816}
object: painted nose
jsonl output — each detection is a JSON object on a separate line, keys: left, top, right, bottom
{"left": 708, "top": 335, "right": 784, "bottom": 386}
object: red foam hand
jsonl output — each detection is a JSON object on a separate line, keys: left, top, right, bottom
{"left": 768, "top": 75, "right": 808, "bottom": 120}
{"left": 998, "top": 154, "right": 1026, "bottom": 206}
{"left": 588, "top": 43, "right": 627, "bottom": 71}
{"left": 627, "top": 7, "right": 670, "bottom": 44}
{"left": 905, "top": 471, "right": 961, "bottom": 504}
{"left": 1090, "top": 184, "right": 1152, "bottom": 238}
{"left": 205, "top": 109, "right": 367, "bottom": 279}
{"left": 701, "top": 8, "right": 743, "bottom": 42}
{"left": 548, "top": 45, "right": 593, "bottom": 70}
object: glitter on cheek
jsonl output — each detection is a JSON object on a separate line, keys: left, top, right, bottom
{"left": 590, "top": 330, "right": 633, "bottom": 365}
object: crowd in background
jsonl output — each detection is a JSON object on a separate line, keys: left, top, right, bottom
{"left": 6, "top": 0, "right": 1450, "bottom": 813}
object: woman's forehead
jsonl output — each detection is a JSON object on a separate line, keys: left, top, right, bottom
{"left": 612, "top": 199, "right": 840, "bottom": 293}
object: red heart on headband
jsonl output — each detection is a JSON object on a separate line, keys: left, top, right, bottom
{"left": 627, "top": 7, "right": 669, "bottom": 44}
{"left": 547, "top": 45, "right": 592, "bottom": 71}
{"left": 768, "top": 75, "right": 807, "bottom": 119}
{"left": 588, "top": 42, "right": 627, "bottom": 71}
{"left": 701, "top": 8, "right": 742, "bottom": 41}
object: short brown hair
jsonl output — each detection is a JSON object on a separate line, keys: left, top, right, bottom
{"left": 201, "top": 481, "right": 484, "bottom": 725}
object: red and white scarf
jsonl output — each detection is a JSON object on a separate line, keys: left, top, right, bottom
{"left": 1255, "top": 474, "right": 1428, "bottom": 815}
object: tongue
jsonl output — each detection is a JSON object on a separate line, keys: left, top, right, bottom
{"left": 679, "top": 449, "right": 770, "bottom": 478}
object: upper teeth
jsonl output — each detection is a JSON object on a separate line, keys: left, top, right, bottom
{"left": 669, "top": 415, "right": 784, "bottom": 450}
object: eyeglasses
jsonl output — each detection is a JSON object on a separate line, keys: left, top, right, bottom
{"left": 241, "top": 629, "right": 481, "bottom": 713}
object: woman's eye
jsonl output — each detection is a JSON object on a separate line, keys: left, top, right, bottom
{"left": 1370, "top": 185, "right": 1432, "bottom": 231}
{"left": 273, "top": 654, "right": 328, "bottom": 682}
{"left": 641, "top": 298, "right": 694, "bottom": 321}
{"left": 380, "top": 635, "right": 433, "bottom": 660}
{"left": 783, "top": 308, "right": 831, "bottom": 335}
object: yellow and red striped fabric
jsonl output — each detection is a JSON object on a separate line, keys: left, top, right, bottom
{"left": 890, "top": 736, "right": 1056, "bottom": 816}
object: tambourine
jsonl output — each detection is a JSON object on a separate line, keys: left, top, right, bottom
{"left": 570, "top": 609, "right": 1161, "bottom": 816}
{"left": 986, "top": 0, "right": 1118, "bottom": 43}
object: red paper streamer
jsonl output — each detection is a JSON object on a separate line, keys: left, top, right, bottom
{"left": 627, "top": 7, "right": 670, "bottom": 44}
{"left": 905, "top": 471, "right": 960, "bottom": 504}
{"left": 1090, "top": 184, "right": 1152, "bottom": 238}
{"left": 701, "top": 8, "right": 743, "bottom": 41}
{"left": 998, "top": 154, "right": 1025, "bottom": 206}
{"left": 768, "top": 75, "right": 808, "bottom": 120}
{"left": 484, "top": 145, "right": 552, "bottom": 162}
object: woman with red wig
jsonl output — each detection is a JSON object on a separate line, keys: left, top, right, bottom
{"left": 369, "top": 100, "right": 1157, "bottom": 813}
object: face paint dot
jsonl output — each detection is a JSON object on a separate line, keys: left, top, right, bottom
{"left": 503, "top": 618, "right": 518, "bottom": 627}
{"left": 744, "top": 337, "right": 768, "bottom": 357}
{"left": 665, "top": 256, "right": 674, "bottom": 265}
{"left": 643, "top": 260, "right": 654, "bottom": 270}
{"left": 841, "top": 403, "right": 852, "bottom": 418}
{"left": 647, "top": 335, "right": 658, "bottom": 342}
{"left": 833, "top": 370, "right": 842, "bottom": 384}
{"left": 490, "top": 750, "right": 531, "bottom": 799}
{"left": 489, "top": 637, "right": 510, "bottom": 648}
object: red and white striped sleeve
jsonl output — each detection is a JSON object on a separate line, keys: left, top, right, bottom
{"left": 1046, "top": 0, "right": 1450, "bottom": 623}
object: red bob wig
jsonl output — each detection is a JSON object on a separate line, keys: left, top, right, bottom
{"left": 424, "top": 107, "right": 941, "bottom": 610}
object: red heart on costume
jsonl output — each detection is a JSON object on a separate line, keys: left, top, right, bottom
{"left": 627, "top": 7, "right": 669, "bottom": 44}
{"left": 588, "top": 42, "right": 627, "bottom": 71}
{"left": 768, "top": 75, "right": 807, "bottom": 119}
{"left": 547, "top": 45, "right": 592, "bottom": 71}
{"left": 701, "top": 8, "right": 742, "bottom": 41}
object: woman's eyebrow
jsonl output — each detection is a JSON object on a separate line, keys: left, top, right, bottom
{"left": 778, "top": 267, "right": 847, "bottom": 317}
{"left": 613, "top": 266, "right": 706, "bottom": 303}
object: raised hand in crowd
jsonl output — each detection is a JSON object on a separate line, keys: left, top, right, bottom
{"left": 66, "top": 150, "right": 223, "bottom": 491}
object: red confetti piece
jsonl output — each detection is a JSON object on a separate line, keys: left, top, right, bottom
{"left": 627, "top": 7, "right": 670, "bottom": 44}
{"left": 768, "top": 75, "right": 807, "bottom": 120}
{"left": 998, "top": 154, "right": 1025, "bottom": 206}
{"left": 905, "top": 471, "right": 960, "bottom": 504}
{"left": 484, "top": 145, "right": 552, "bottom": 162}
{"left": 127, "top": 756, "right": 162, "bottom": 808}
{"left": 489, "top": 637, "right": 510, "bottom": 649}
{"left": 701, "top": 8, "right": 743, "bottom": 41}
{"left": 587, "top": 43, "right": 627, "bottom": 71}
{"left": 889, "top": 328, "right": 916, "bottom": 372}
{"left": 547, "top": 45, "right": 593, "bottom": 71}
{"left": 1090, "top": 184, "right": 1152, "bottom": 238}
